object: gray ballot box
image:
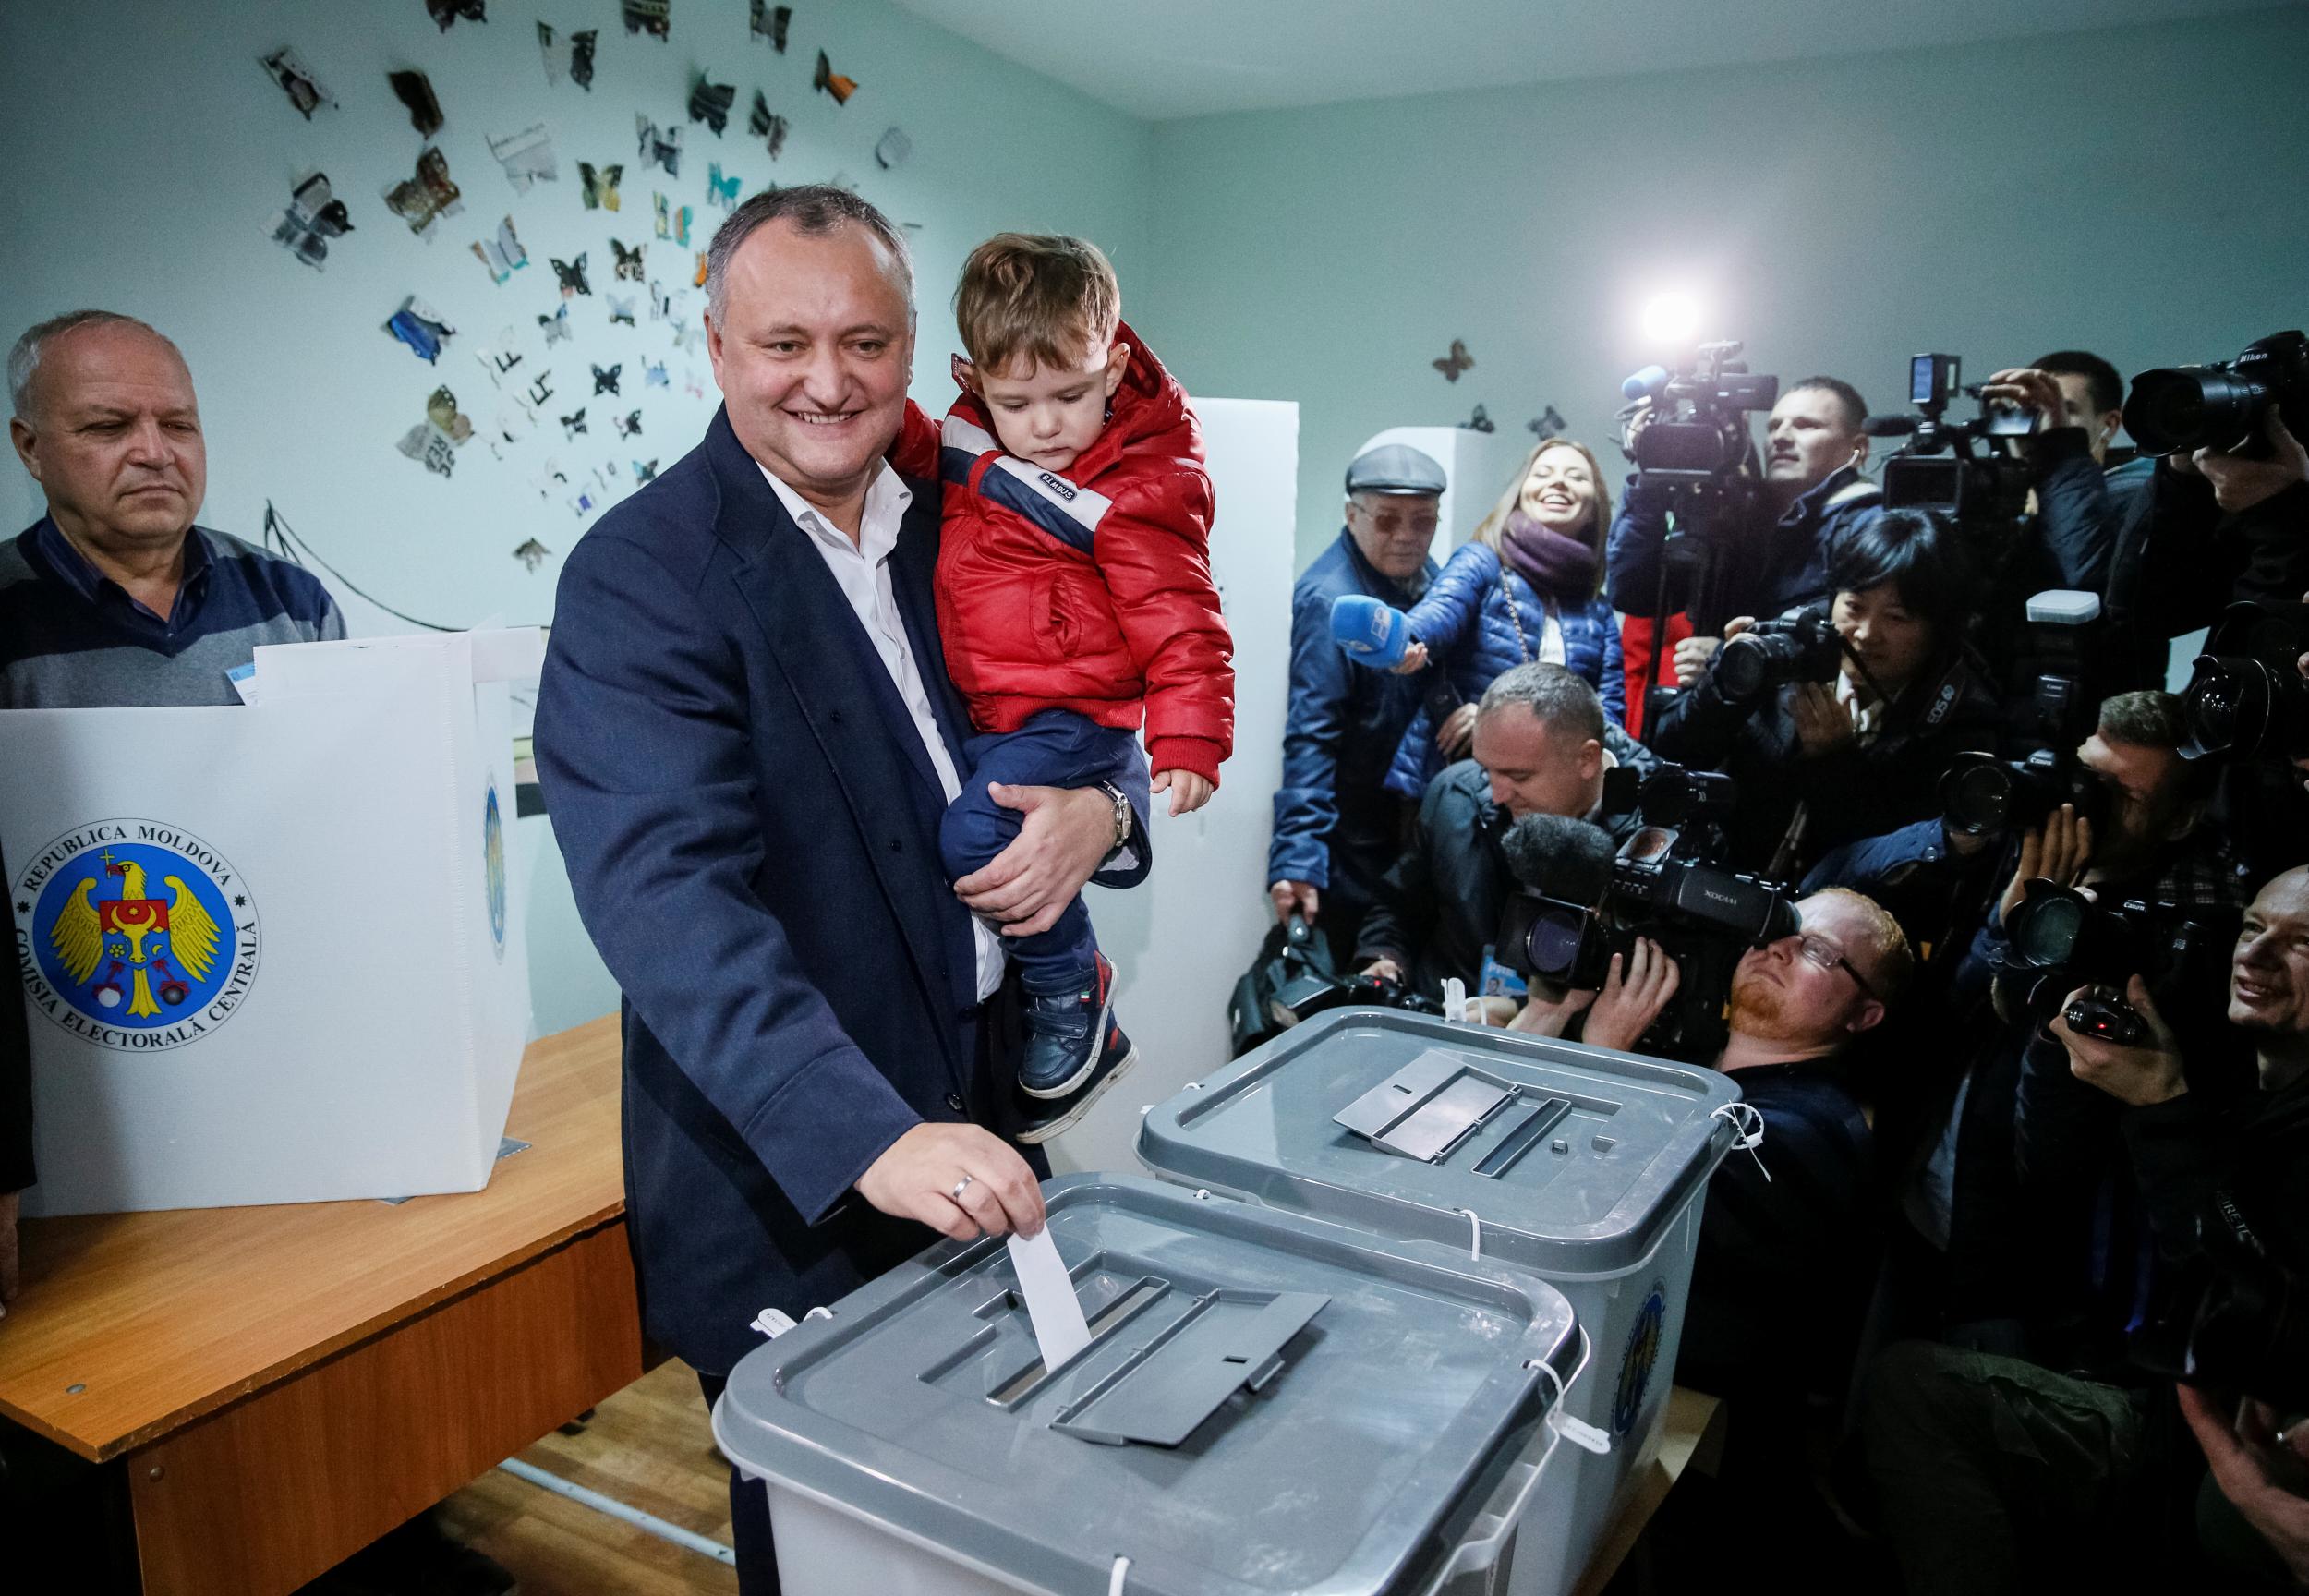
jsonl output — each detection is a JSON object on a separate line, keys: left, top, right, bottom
{"left": 713, "top": 1173, "right": 1584, "bottom": 1596}
{"left": 1135, "top": 1011, "right": 1742, "bottom": 1596}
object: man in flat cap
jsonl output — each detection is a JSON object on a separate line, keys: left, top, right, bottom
{"left": 1268, "top": 443, "right": 1445, "bottom": 961}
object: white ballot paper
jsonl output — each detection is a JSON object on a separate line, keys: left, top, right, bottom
{"left": 1008, "top": 1227, "right": 1092, "bottom": 1371}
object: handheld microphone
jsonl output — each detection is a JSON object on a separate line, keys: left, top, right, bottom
{"left": 1861, "top": 413, "right": 1919, "bottom": 438}
{"left": 1621, "top": 365, "right": 1671, "bottom": 403}
{"left": 1330, "top": 593, "right": 1413, "bottom": 669}
{"left": 1499, "top": 813, "right": 1617, "bottom": 903}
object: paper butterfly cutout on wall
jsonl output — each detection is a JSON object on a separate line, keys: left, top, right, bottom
{"left": 645, "top": 360, "right": 670, "bottom": 388}
{"left": 634, "top": 459, "right": 660, "bottom": 483}
{"left": 1528, "top": 405, "right": 1567, "bottom": 441}
{"left": 751, "top": 2, "right": 791, "bottom": 50}
{"left": 539, "top": 24, "right": 598, "bottom": 91}
{"left": 653, "top": 193, "right": 693, "bottom": 245}
{"left": 260, "top": 47, "right": 335, "bottom": 121}
{"left": 593, "top": 363, "right": 623, "bottom": 395}
{"left": 523, "top": 370, "right": 556, "bottom": 410}
{"left": 814, "top": 50, "right": 856, "bottom": 105}
{"left": 428, "top": 0, "right": 487, "bottom": 33}
{"left": 476, "top": 330, "right": 524, "bottom": 385}
{"left": 270, "top": 173, "right": 355, "bottom": 271}
{"left": 472, "top": 214, "right": 527, "bottom": 284}
{"left": 562, "top": 409, "right": 588, "bottom": 439}
{"left": 1460, "top": 404, "right": 1494, "bottom": 433}
{"left": 613, "top": 408, "right": 644, "bottom": 438}
{"left": 875, "top": 127, "right": 912, "bottom": 170}
{"left": 538, "top": 305, "right": 573, "bottom": 345}
{"left": 689, "top": 79, "right": 736, "bottom": 138}
{"left": 384, "top": 298, "right": 455, "bottom": 364}
{"left": 384, "top": 146, "right": 463, "bottom": 239}
{"left": 749, "top": 93, "right": 790, "bottom": 160}
{"left": 623, "top": 0, "right": 671, "bottom": 41}
{"left": 489, "top": 124, "right": 558, "bottom": 193}
{"left": 683, "top": 369, "right": 706, "bottom": 399}
{"left": 706, "top": 164, "right": 741, "bottom": 211}
{"left": 608, "top": 296, "right": 637, "bottom": 327}
{"left": 636, "top": 116, "right": 682, "bottom": 179}
{"left": 579, "top": 162, "right": 623, "bottom": 212}
{"left": 1433, "top": 340, "right": 1474, "bottom": 383}
{"left": 514, "top": 538, "right": 553, "bottom": 572}
{"left": 692, "top": 250, "right": 708, "bottom": 288}
{"left": 552, "top": 253, "right": 590, "bottom": 297}
{"left": 390, "top": 69, "right": 444, "bottom": 139}
{"left": 611, "top": 238, "right": 645, "bottom": 282}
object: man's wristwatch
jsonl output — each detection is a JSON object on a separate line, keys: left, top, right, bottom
{"left": 1095, "top": 780, "right": 1133, "bottom": 854}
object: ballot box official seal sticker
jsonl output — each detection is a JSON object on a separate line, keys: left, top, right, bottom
{"left": 483, "top": 780, "right": 508, "bottom": 960}
{"left": 15, "top": 819, "right": 260, "bottom": 1051}
{"left": 1612, "top": 1281, "right": 1668, "bottom": 1436}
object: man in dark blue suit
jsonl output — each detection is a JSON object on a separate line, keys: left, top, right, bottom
{"left": 535, "top": 186, "right": 1142, "bottom": 1593}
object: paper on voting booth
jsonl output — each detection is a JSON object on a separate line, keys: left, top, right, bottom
{"left": 1007, "top": 1227, "right": 1093, "bottom": 1371}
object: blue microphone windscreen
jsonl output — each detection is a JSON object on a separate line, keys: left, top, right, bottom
{"left": 1330, "top": 593, "right": 1408, "bottom": 667}
{"left": 1621, "top": 364, "right": 1670, "bottom": 402}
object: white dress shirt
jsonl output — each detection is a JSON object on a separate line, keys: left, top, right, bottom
{"left": 760, "top": 461, "right": 1007, "bottom": 1001}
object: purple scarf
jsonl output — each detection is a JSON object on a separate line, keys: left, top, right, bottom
{"left": 1500, "top": 509, "right": 1598, "bottom": 602}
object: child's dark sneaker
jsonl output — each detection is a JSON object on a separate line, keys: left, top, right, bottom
{"left": 1019, "top": 951, "right": 1125, "bottom": 1098}
{"left": 1014, "top": 1010, "right": 1138, "bottom": 1146}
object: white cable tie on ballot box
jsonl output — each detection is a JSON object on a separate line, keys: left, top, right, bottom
{"left": 1457, "top": 1205, "right": 1482, "bottom": 1261}
{"left": 752, "top": 1304, "right": 835, "bottom": 1339}
{"left": 1529, "top": 1329, "right": 1613, "bottom": 1456}
{"left": 1711, "top": 1100, "right": 1771, "bottom": 1183}
{"left": 1108, "top": 1553, "right": 1132, "bottom": 1595}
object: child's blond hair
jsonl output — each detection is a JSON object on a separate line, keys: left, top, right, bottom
{"left": 953, "top": 233, "right": 1119, "bottom": 376}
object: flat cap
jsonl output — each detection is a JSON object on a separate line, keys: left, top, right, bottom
{"left": 1345, "top": 442, "right": 1446, "bottom": 497}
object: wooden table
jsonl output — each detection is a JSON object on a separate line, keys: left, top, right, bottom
{"left": 0, "top": 1017, "right": 640, "bottom": 1595}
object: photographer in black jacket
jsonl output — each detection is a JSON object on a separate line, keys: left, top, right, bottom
{"left": 1356, "top": 662, "right": 1652, "bottom": 1000}
{"left": 1650, "top": 508, "right": 2001, "bottom": 877}
{"left": 1860, "top": 864, "right": 2308, "bottom": 1595}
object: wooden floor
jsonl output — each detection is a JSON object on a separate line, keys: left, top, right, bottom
{"left": 438, "top": 1360, "right": 739, "bottom": 1595}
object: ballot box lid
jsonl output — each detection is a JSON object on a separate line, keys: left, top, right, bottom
{"left": 714, "top": 1173, "right": 1578, "bottom": 1596}
{"left": 1138, "top": 1010, "right": 1741, "bottom": 1277}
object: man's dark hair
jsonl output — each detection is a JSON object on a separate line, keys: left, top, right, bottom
{"left": 1786, "top": 375, "right": 1868, "bottom": 431}
{"left": 2098, "top": 689, "right": 2220, "bottom": 802}
{"left": 1477, "top": 661, "right": 1604, "bottom": 743}
{"left": 704, "top": 184, "right": 913, "bottom": 324}
{"left": 2032, "top": 350, "right": 2124, "bottom": 418}
{"left": 1828, "top": 508, "right": 1974, "bottom": 647}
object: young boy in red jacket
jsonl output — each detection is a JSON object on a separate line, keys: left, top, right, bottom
{"left": 893, "top": 234, "right": 1233, "bottom": 1143}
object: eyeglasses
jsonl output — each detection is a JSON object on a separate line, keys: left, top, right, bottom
{"left": 1796, "top": 934, "right": 1877, "bottom": 1000}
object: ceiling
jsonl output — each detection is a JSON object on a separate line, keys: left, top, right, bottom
{"left": 891, "top": 0, "right": 2291, "bottom": 120}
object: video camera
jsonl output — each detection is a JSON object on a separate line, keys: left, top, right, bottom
{"left": 2179, "top": 600, "right": 2309, "bottom": 764}
{"left": 2125, "top": 329, "right": 2309, "bottom": 459}
{"left": 1494, "top": 763, "right": 1798, "bottom": 1060}
{"left": 1264, "top": 966, "right": 1444, "bottom": 1030}
{"left": 1621, "top": 342, "right": 1780, "bottom": 486}
{"left": 1996, "top": 881, "right": 2234, "bottom": 1033}
{"left": 1865, "top": 353, "right": 2037, "bottom": 539}
{"left": 2136, "top": 1192, "right": 2309, "bottom": 1413}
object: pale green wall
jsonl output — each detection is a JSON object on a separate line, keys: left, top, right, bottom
{"left": 0, "top": 0, "right": 1154, "bottom": 1036}
{"left": 1134, "top": 6, "right": 2309, "bottom": 569}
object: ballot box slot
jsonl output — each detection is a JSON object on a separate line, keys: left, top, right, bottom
{"left": 1046, "top": 1288, "right": 1330, "bottom": 1448}
{"left": 1333, "top": 1052, "right": 1522, "bottom": 1163}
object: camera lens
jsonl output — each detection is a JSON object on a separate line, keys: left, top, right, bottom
{"left": 2182, "top": 659, "right": 2271, "bottom": 759}
{"left": 1523, "top": 905, "right": 1588, "bottom": 979}
{"left": 2124, "top": 367, "right": 2267, "bottom": 456}
{"left": 2011, "top": 892, "right": 2085, "bottom": 967}
{"left": 1944, "top": 759, "right": 2013, "bottom": 833}
{"left": 1713, "top": 633, "right": 1790, "bottom": 702}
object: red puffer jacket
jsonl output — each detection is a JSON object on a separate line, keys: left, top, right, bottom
{"left": 891, "top": 324, "right": 1234, "bottom": 784}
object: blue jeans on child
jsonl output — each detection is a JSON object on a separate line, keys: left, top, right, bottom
{"left": 939, "top": 708, "right": 1148, "bottom": 995}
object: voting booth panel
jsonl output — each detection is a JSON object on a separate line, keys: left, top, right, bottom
{"left": 2, "top": 633, "right": 537, "bottom": 1215}
{"left": 1051, "top": 397, "right": 1299, "bottom": 1177}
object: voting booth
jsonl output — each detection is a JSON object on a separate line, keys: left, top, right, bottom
{"left": 1, "top": 631, "right": 539, "bottom": 1215}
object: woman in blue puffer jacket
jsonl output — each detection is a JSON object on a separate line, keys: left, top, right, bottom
{"left": 1381, "top": 438, "right": 1625, "bottom": 799}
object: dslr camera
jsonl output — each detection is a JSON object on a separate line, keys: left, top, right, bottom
{"left": 2125, "top": 330, "right": 2309, "bottom": 459}
{"left": 1711, "top": 610, "right": 1844, "bottom": 704}
{"left": 1495, "top": 763, "right": 1799, "bottom": 1060}
{"left": 2179, "top": 600, "right": 2309, "bottom": 764}
{"left": 1996, "top": 881, "right": 2234, "bottom": 1034}
{"left": 1868, "top": 353, "right": 2037, "bottom": 539}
